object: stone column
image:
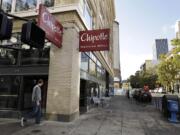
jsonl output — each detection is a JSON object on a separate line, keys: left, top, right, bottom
{"left": 46, "top": 23, "right": 80, "bottom": 122}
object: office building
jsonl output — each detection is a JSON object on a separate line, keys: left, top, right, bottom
{"left": 175, "top": 21, "right": 180, "bottom": 39}
{"left": 140, "top": 60, "right": 158, "bottom": 72}
{"left": 153, "top": 39, "right": 169, "bottom": 60}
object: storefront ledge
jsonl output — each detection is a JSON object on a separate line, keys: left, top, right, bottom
{"left": 0, "top": 110, "right": 20, "bottom": 119}
{"left": 45, "top": 111, "right": 79, "bottom": 122}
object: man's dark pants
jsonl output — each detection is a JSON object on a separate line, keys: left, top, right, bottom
{"left": 23, "top": 102, "right": 41, "bottom": 124}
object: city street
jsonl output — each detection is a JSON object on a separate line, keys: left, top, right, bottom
{"left": 0, "top": 1, "right": 179, "bottom": 135}
{"left": 1, "top": 96, "right": 180, "bottom": 135}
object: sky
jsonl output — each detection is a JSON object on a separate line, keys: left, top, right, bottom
{"left": 115, "top": 0, "right": 180, "bottom": 80}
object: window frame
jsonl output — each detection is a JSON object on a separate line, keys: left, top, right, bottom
{"left": 1, "top": 0, "right": 54, "bottom": 13}
{"left": 81, "top": 0, "right": 93, "bottom": 29}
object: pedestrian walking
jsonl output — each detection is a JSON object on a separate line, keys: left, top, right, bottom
{"left": 129, "top": 90, "right": 133, "bottom": 103}
{"left": 20, "top": 79, "right": 44, "bottom": 127}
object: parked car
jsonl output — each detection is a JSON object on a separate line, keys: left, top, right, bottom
{"left": 133, "top": 89, "right": 142, "bottom": 101}
{"left": 139, "top": 91, "right": 152, "bottom": 102}
{"left": 153, "top": 87, "right": 166, "bottom": 94}
{"left": 133, "top": 88, "right": 152, "bottom": 103}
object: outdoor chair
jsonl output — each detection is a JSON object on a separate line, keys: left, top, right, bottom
{"left": 92, "top": 97, "right": 101, "bottom": 107}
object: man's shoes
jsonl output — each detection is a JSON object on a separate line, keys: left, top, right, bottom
{"left": 20, "top": 117, "right": 24, "bottom": 127}
{"left": 35, "top": 122, "right": 44, "bottom": 126}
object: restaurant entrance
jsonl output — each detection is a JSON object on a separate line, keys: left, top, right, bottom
{"left": 0, "top": 75, "right": 48, "bottom": 118}
{"left": 0, "top": 36, "right": 50, "bottom": 118}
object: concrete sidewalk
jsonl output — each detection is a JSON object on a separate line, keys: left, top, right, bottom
{"left": 1, "top": 96, "right": 180, "bottom": 135}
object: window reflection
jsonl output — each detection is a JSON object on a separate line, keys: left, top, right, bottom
{"left": 0, "top": 76, "right": 20, "bottom": 109}
{"left": 97, "top": 60, "right": 101, "bottom": 67}
{"left": 89, "top": 59, "right": 96, "bottom": 76}
{"left": 97, "top": 67, "right": 101, "bottom": 79}
{"left": 0, "top": 33, "right": 20, "bottom": 66}
{"left": 80, "top": 52, "right": 106, "bottom": 80}
{"left": 2, "top": 0, "right": 12, "bottom": 12}
{"left": 81, "top": 53, "right": 89, "bottom": 72}
{"left": 82, "top": 0, "right": 92, "bottom": 29}
{"left": 21, "top": 46, "right": 50, "bottom": 65}
{"left": 0, "top": 48, "right": 18, "bottom": 66}
{"left": 89, "top": 52, "right": 96, "bottom": 63}
{"left": 16, "top": 0, "right": 37, "bottom": 11}
{"left": 101, "top": 68, "right": 106, "bottom": 80}
{"left": 41, "top": 0, "right": 54, "bottom": 7}
{"left": 84, "top": 2, "right": 92, "bottom": 29}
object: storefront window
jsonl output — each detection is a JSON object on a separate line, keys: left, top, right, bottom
{"left": 0, "top": 48, "right": 18, "bottom": 66}
{"left": 2, "top": 0, "right": 12, "bottom": 12}
{"left": 97, "top": 67, "right": 102, "bottom": 79}
{"left": 89, "top": 52, "right": 96, "bottom": 63}
{"left": 41, "top": 0, "right": 54, "bottom": 7}
{"left": 81, "top": 53, "right": 89, "bottom": 72}
{"left": 0, "top": 76, "right": 20, "bottom": 109}
{"left": 16, "top": 0, "right": 37, "bottom": 11}
{"left": 85, "top": 52, "right": 90, "bottom": 56}
{"left": 89, "top": 59, "right": 96, "bottom": 76}
{"left": 21, "top": 46, "right": 50, "bottom": 65}
{"left": 97, "top": 60, "right": 101, "bottom": 67}
{"left": 101, "top": 68, "right": 106, "bottom": 80}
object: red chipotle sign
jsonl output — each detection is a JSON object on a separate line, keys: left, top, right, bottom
{"left": 38, "top": 4, "right": 63, "bottom": 48}
{"left": 79, "top": 29, "right": 110, "bottom": 52}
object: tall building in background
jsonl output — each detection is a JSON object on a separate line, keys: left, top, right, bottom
{"left": 175, "top": 21, "right": 180, "bottom": 39}
{"left": 153, "top": 39, "right": 169, "bottom": 60}
{"left": 113, "top": 21, "right": 121, "bottom": 89}
{"left": 140, "top": 60, "right": 158, "bottom": 72}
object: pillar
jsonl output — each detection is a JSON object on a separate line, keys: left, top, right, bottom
{"left": 46, "top": 23, "right": 80, "bottom": 122}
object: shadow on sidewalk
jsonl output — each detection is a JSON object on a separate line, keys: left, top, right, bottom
{"left": 0, "top": 122, "right": 23, "bottom": 135}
